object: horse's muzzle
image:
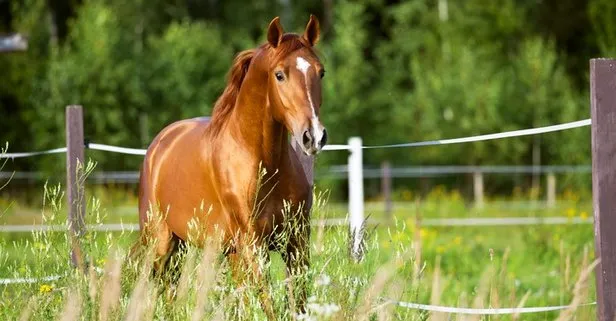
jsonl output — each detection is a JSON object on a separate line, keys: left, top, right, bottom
{"left": 301, "top": 127, "right": 327, "bottom": 155}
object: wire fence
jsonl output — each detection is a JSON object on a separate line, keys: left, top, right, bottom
{"left": 0, "top": 118, "right": 591, "bottom": 158}
{"left": 0, "top": 117, "right": 597, "bottom": 315}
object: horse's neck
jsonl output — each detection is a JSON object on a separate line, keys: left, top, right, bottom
{"left": 230, "top": 72, "right": 288, "bottom": 170}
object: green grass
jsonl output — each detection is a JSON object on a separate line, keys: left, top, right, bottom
{"left": 0, "top": 182, "right": 598, "bottom": 320}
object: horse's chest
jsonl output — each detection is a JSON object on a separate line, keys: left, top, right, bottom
{"left": 253, "top": 178, "right": 309, "bottom": 235}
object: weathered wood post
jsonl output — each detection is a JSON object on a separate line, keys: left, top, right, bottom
{"left": 590, "top": 58, "right": 616, "bottom": 321}
{"left": 546, "top": 172, "right": 556, "bottom": 208}
{"left": 66, "top": 105, "right": 86, "bottom": 271}
{"left": 473, "top": 170, "right": 484, "bottom": 208}
{"left": 348, "top": 137, "right": 364, "bottom": 261}
{"left": 381, "top": 161, "right": 393, "bottom": 220}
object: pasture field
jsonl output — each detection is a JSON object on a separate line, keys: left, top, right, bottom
{"left": 0, "top": 185, "right": 598, "bottom": 320}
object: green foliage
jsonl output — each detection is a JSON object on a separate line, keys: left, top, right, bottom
{"left": 0, "top": 189, "right": 598, "bottom": 320}
{"left": 589, "top": 0, "right": 616, "bottom": 57}
{"left": 0, "top": 0, "right": 613, "bottom": 195}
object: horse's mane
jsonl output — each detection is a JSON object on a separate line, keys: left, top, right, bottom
{"left": 209, "top": 34, "right": 311, "bottom": 126}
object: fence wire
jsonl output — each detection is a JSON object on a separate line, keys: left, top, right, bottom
{"left": 0, "top": 118, "right": 591, "bottom": 158}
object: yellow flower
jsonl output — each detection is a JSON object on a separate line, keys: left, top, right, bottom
{"left": 566, "top": 208, "right": 576, "bottom": 218}
{"left": 580, "top": 211, "right": 589, "bottom": 220}
{"left": 419, "top": 228, "right": 428, "bottom": 239}
{"left": 381, "top": 240, "right": 391, "bottom": 249}
{"left": 34, "top": 242, "right": 46, "bottom": 251}
{"left": 96, "top": 258, "right": 106, "bottom": 266}
{"left": 39, "top": 284, "right": 53, "bottom": 294}
{"left": 451, "top": 190, "right": 462, "bottom": 201}
{"left": 436, "top": 246, "right": 446, "bottom": 254}
{"left": 402, "top": 190, "right": 412, "bottom": 201}
{"left": 453, "top": 236, "right": 462, "bottom": 245}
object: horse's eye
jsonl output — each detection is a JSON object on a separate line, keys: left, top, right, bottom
{"left": 320, "top": 70, "right": 325, "bottom": 79}
{"left": 275, "top": 71, "right": 285, "bottom": 82}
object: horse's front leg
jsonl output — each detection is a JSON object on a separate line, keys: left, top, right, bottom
{"left": 283, "top": 216, "right": 311, "bottom": 317}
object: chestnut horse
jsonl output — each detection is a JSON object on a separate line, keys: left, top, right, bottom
{"left": 136, "top": 15, "right": 327, "bottom": 317}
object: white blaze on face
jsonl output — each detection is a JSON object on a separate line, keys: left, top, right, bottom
{"left": 296, "top": 56, "right": 323, "bottom": 147}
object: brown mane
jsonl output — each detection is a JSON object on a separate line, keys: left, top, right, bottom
{"left": 209, "top": 34, "right": 313, "bottom": 126}
{"left": 209, "top": 48, "right": 255, "bottom": 124}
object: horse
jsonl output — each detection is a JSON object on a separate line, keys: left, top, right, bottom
{"left": 135, "top": 15, "right": 327, "bottom": 318}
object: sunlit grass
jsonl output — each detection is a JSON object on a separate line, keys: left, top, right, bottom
{"left": 0, "top": 157, "right": 598, "bottom": 320}
{"left": 0, "top": 189, "right": 598, "bottom": 320}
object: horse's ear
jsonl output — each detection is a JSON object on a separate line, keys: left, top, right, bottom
{"left": 267, "top": 16, "right": 284, "bottom": 48}
{"left": 302, "top": 14, "right": 320, "bottom": 46}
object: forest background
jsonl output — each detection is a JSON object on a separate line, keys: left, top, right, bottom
{"left": 1, "top": 0, "right": 615, "bottom": 200}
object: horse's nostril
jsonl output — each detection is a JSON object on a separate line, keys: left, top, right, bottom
{"left": 320, "top": 129, "right": 328, "bottom": 147}
{"left": 302, "top": 130, "right": 312, "bottom": 146}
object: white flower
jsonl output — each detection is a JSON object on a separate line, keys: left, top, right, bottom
{"left": 315, "top": 273, "right": 331, "bottom": 286}
{"left": 295, "top": 313, "right": 316, "bottom": 321}
{"left": 306, "top": 301, "right": 341, "bottom": 317}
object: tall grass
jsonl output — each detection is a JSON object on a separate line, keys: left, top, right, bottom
{"left": 0, "top": 159, "right": 599, "bottom": 320}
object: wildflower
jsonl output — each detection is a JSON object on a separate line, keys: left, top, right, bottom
{"left": 96, "top": 258, "right": 106, "bottom": 266}
{"left": 381, "top": 240, "right": 391, "bottom": 249}
{"left": 566, "top": 208, "right": 576, "bottom": 218}
{"left": 580, "top": 211, "right": 589, "bottom": 220}
{"left": 436, "top": 246, "right": 446, "bottom": 254}
{"left": 33, "top": 242, "right": 46, "bottom": 251}
{"left": 39, "top": 284, "right": 53, "bottom": 294}
{"left": 453, "top": 236, "right": 462, "bottom": 245}
{"left": 295, "top": 314, "right": 316, "bottom": 321}
{"left": 419, "top": 228, "right": 428, "bottom": 239}
{"left": 306, "top": 302, "right": 341, "bottom": 317}
{"left": 315, "top": 274, "right": 331, "bottom": 287}
{"left": 402, "top": 190, "right": 412, "bottom": 201}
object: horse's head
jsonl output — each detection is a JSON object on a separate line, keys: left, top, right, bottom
{"left": 265, "top": 15, "right": 327, "bottom": 156}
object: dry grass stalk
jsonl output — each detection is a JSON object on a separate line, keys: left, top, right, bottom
{"left": 58, "top": 288, "right": 83, "bottom": 321}
{"left": 467, "top": 266, "right": 494, "bottom": 321}
{"left": 313, "top": 191, "right": 329, "bottom": 255}
{"left": 174, "top": 246, "right": 198, "bottom": 304}
{"left": 354, "top": 248, "right": 412, "bottom": 321}
{"left": 413, "top": 198, "right": 422, "bottom": 282}
{"left": 190, "top": 238, "right": 221, "bottom": 321}
{"left": 99, "top": 250, "right": 123, "bottom": 321}
{"left": 511, "top": 290, "right": 531, "bottom": 321}
{"left": 123, "top": 247, "right": 156, "bottom": 321}
{"left": 555, "top": 254, "right": 599, "bottom": 321}
{"left": 88, "top": 263, "right": 98, "bottom": 306}
{"left": 18, "top": 295, "right": 40, "bottom": 321}
{"left": 455, "top": 292, "right": 469, "bottom": 321}
{"left": 565, "top": 253, "right": 571, "bottom": 290}
{"left": 376, "top": 274, "right": 404, "bottom": 321}
{"left": 314, "top": 217, "right": 327, "bottom": 255}
{"left": 428, "top": 255, "right": 447, "bottom": 321}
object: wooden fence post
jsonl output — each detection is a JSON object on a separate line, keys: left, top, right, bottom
{"left": 66, "top": 105, "right": 86, "bottom": 272}
{"left": 348, "top": 137, "right": 364, "bottom": 262}
{"left": 473, "top": 170, "right": 484, "bottom": 208}
{"left": 546, "top": 172, "right": 556, "bottom": 208}
{"left": 590, "top": 58, "right": 616, "bottom": 321}
{"left": 381, "top": 161, "right": 392, "bottom": 220}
